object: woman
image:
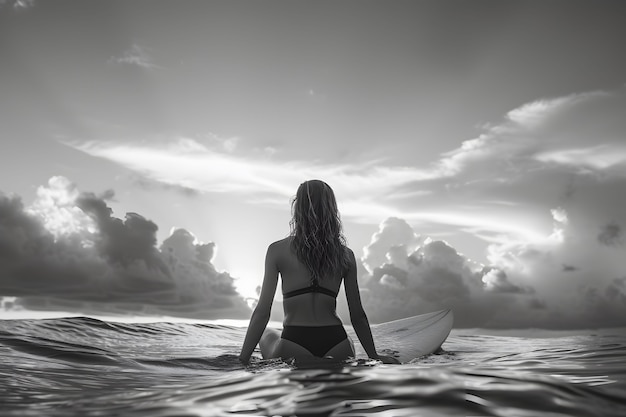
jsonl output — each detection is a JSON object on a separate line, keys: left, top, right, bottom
{"left": 238, "top": 180, "right": 399, "bottom": 365}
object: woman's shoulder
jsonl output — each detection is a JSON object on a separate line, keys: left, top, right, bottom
{"left": 344, "top": 246, "right": 356, "bottom": 263}
{"left": 266, "top": 238, "right": 293, "bottom": 265}
{"left": 268, "top": 237, "right": 292, "bottom": 251}
{"left": 338, "top": 244, "right": 354, "bottom": 257}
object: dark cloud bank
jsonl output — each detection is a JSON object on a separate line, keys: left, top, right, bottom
{"left": 0, "top": 177, "right": 250, "bottom": 319}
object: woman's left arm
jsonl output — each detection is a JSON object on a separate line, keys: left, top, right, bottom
{"left": 238, "top": 243, "right": 279, "bottom": 364}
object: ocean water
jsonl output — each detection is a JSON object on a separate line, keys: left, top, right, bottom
{"left": 1, "top": 317, "right": 626, "bottom": 417}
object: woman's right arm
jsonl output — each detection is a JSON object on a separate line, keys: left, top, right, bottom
{"left": 344, "top": 249, "right": 399, "bottom": 364}
{"left": 238, "top": 243, "right": 279, "bottom": 365}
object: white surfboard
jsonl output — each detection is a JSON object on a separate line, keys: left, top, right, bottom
{"left": 348, "top": 309, "right": 454, "bottom": 363}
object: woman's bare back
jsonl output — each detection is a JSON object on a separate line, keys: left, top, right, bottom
{"left": 272, "top": 237, "right": 347, "bottom": 326}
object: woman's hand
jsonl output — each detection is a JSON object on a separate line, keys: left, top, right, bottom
{"left": 376, "top": 349, "right": 401, "bottom": 364}
{"left": 376, "top": 354, "right": 401, "bottom": 364}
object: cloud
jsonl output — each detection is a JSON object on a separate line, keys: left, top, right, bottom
{"left": 598, "top": 222, "right": 622, "bottom": 247}
{"left": 480, "top": 267, "right": 533, "bottom": 294}
{"left": 437, "top": 90, "right": 622, "bottom": 177}
{"left": 109, "top": 44, "right": 160, "bottom": 70}
{"left": 505, "top": 92, "right": 607, "bottom": 126}
{"left": 338, "top": 220, "right": 506, "bottom": 327}
{"left": 0, "top": 177, "right": 250, "bottom": 319}
{"left": 0, "top": 0, "right": 35, "bottom": 10}
{"left": 484, "top": 203, "right": 626, "bottom": 328}
{"left": 339, "top": 215, "right": 626, "bottom": 329}
{"left": 361, "top": 217, "right": 427, "bottom": 274}
{"left": 64, "top": 136, "right": 439, "bottom": 223}
{"left": 129, "top": 174, "right": 201, "bottom": 197}
{"left": 535, "top": 145, "right": 626, "bottom": 172}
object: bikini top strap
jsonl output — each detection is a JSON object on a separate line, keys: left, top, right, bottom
{"left": 283, "top": 279, "right": 338, "bottom": 299}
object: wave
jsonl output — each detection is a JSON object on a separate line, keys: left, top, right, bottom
{"left": 0, "top": 330, "right": 128, "bottom": 366}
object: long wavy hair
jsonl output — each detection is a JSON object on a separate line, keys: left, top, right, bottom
{"left": 289, "top": 180, "right": 350, "bottom": 283}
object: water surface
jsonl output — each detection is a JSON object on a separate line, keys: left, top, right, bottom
{"left": 1, "top": 317, "right": 625, "bottom": 416}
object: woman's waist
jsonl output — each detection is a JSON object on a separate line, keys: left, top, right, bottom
{"left": 282, "top": 315, "right": 343, "bottom": 327}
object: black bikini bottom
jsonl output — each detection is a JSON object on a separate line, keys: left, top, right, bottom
{"left": 281, "top": 325, "right": 348, "bottom": 358}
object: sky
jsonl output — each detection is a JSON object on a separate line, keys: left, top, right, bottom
{"left": 1, "top": 0, "right": 626, "bottom": 329}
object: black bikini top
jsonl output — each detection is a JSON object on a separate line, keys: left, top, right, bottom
{"left": 283, "top": 281, "right": 338, "bottom": 299}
